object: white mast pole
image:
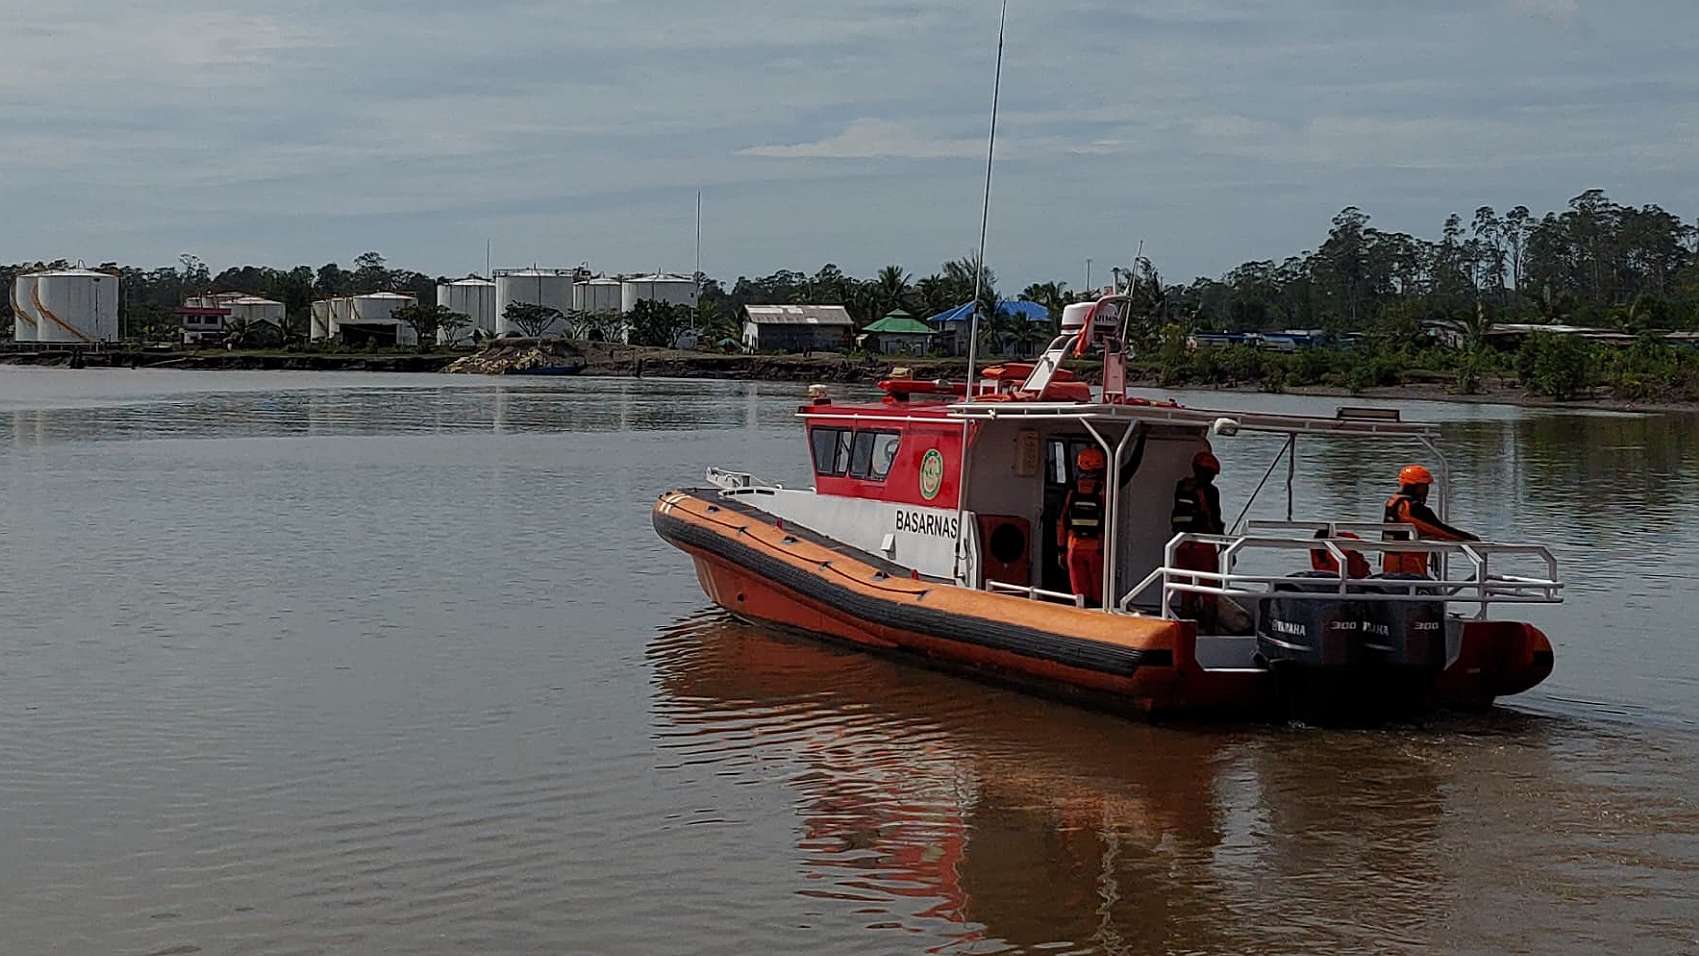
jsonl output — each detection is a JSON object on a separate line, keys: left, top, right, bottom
{"left": 953, "top": 0, "right": 1009, "bottom": 587}
{"left": 963, "top": 0, "right": 1008, "bottom": 397}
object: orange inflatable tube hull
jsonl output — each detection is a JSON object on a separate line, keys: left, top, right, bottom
{"left": 653, "top": 491, "right": 1263, "bottom": 716}
{"left": 653, "top": 490, "right": 1552, "bottom": 718}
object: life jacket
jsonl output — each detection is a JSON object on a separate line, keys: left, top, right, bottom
{"left": 1311, "top": 531, "right": 1372, "bottom": 578}
{"left": 1171, "top": 478, "right": 1216, "bottom": 534}
{"left": 1382, "top": 494, "right": 1431, "bottom": 576}
{"left": 1065, "top": 480, "right": 1105, "bottom": 540}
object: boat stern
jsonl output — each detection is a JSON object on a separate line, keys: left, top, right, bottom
{"left": 1437, "top": 619, "right": 1555, "bottom": 710}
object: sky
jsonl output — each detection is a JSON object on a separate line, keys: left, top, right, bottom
{"left": 2, "top": 0, "right": 1697, "bottom": 290}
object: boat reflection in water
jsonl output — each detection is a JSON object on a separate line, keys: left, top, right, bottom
{"left": 647, "top": 611, "right": 1557, "bottom": 953}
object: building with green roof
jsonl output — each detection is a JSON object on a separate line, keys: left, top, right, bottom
{"left": 858, "top": 310, "right": 937, "bottom": 355}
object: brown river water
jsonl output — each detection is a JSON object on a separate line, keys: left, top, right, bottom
{"left": 1, "top": 367, "right": 1696, "bottom": 955}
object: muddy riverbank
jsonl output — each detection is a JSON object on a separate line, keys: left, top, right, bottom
{"left": 5, "top": 342, "right": 1694, "bottom": 413}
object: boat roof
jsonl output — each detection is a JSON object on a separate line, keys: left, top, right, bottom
{"left": 800, "top": 396, "right": 1439, "bottom": 439}
{"left": 945, "top": 400, "right": 1441, "bottom": 438}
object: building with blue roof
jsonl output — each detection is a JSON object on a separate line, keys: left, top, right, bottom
{"left": 925, "top": 300, "right": 1055, "bottom": 357}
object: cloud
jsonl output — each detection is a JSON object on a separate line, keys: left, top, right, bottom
{"left": 740, "top": 119, "right": 986, "bottom": 160}
{"left": 1, "top": 0, "right": 1695, "bottom": 291}
{"left": 0, "top": 7, "right": 327, "bottom": 94}
{"left": 1507, "top": 0, "right": 1581, "bottom": 24}
{"left": 148, "top": 12, "right": 323, "bottom": 70}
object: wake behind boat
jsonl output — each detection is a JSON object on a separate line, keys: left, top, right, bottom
{"left": 653, "top": 294, "right": 1561, "bottom": 719}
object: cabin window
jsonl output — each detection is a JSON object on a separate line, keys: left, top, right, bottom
{"left": 848, "top": 431, "right": 901, "bottom": 481}
{"left": 1049, "top": 440, "right": 1070, "bottom": 485}
{"left": 810, "top": 427, "right": 853, "bottom": 476}
{"left": 849, "top": 432, "right": 877, "bottom": 479}
{"left": 870, "top": 433, "right": 901, "bottom": 480}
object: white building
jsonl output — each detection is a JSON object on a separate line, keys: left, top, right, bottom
{"left": 741, "top": 304, "right": 853, "bottom": 353}
{"left": 179, "top": 292, "right": 286, "bottom": 341}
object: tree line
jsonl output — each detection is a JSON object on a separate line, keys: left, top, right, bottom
{"left": 6, "top": 188, "right": 1697, "bottom": 350}
{"left": 1171, "top": 190, "right": 1699, "bottom": 334}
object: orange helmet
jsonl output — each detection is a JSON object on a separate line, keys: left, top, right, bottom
{"left": 1192, "top": 451, "right": 1221, "bottom": 475}
{"left": 1399, "top": 464, "right": 1434, "bottom": 487}
{"left": 1076, "top": 447, "right": 1107, "bottom": 472}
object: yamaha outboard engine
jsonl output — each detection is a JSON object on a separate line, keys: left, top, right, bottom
{"left": 1256, "top": 572, "right": 1450, "bottom": 718}
{"left": 1358, "top": 574, "right": 1449, "bottom": 670}
{"left": 1256, "top": 572, "right": 1366, "bottom": 669}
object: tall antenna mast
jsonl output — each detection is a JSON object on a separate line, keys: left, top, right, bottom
{"left": 953, "top": 0, "right": 1009, "bottom": 586}
{"left": 963, "top": 0, "right": 1008, "bottom": 399}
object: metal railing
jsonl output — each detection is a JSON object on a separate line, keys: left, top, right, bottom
{"left": 986, "top": 579, "right": 1088, "bottom": 607}
{"left": 1119, "top": 524, "right": 1562, "bottom": 621}
{"left": 706, "top": 467, "right": 785, "bottom": 492}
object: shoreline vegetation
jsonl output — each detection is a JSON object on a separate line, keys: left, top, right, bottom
{"left": 3, "top": 339, "right": 1695, "bottom": 414}
{"left": 5, "top": 189, "right": 1698, "bottom": 412}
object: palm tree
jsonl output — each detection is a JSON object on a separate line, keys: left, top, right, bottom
{"left": 1007, "top": 312, "right": 1048, "bottom": 357}
{"left": 1020, "top": 281, "right": 1071, "bottom": 333}
{"left": 875, "top": 265, "right": 912, "bottom": 315}
{"left": 915, "top": 274, "right": 954, "bottom": 318}
{"left": 976, "top": 304, "right": 1021, "bottom": 358}
{"left": 847, "top": 283, "right": 884, "bottom": 327}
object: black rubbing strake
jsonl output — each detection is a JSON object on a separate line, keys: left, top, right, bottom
{"left": 654, "top": 505, "right": 1169, "bottom": 677}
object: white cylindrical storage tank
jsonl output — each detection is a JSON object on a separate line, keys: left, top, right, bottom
{"left": 347, "top": 292, "right": 418, "bottom": 347}
{"left": 620, "top": 273, "right": 697, "bottom": 314}
{"left": 310, "top": 300, "right": 332, "bottom": 340}
{"left": 228, "top": 296, "right": 285, "bottom": 326}
{"left": 437, "top": 279, "right": 496, "bottom": 344}
{"left": 10, "top": 274, "right": 39, "bottom": 343}
{"left": 495, "top": 269, "right": 573, "bottom": 336}
{"left": 574, "top": 278, "right": 622, "bottom": 315}
{"left": 33, "top": 269, "right": 119, "bottom": 343}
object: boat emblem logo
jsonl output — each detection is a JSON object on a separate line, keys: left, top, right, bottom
{"left": 919, "top": 449, "right": 945, "bottom": 500}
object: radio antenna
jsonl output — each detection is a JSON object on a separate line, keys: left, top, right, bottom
{"left": 963, "top": 0, "right": 1008, "bottom": 399}
{"left": 953, "top": 0, "right": 1009, "bottom": 586}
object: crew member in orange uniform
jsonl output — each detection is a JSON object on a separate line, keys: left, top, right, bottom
{"left": 1058, "top": 447, "right": 1109, "bottom": 606}
{"left": 1171, "top": 451, "right": 1225, "bottom": 626}
{"left": 1383, "top": 465, "right": 1478, "bottom": 576}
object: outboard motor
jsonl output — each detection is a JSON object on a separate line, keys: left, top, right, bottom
{"left": 1358, "top": 574, "right": 1449, "bottom": 670}
{"left": 1257, "top": 571, "right": 1449, "bottom": 719}
{"left": 1256, "top": 572, "right": 1366, "bottom": 669}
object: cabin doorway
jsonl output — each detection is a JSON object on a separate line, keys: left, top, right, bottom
{"left": 1039, "top": 435, "right": 1101, "bottom": 594}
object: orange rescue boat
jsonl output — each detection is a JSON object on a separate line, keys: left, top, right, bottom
{"left": 654, "top": 294, "right": 1560, "bottom": 719}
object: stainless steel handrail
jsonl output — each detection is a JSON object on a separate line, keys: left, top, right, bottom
{"left": 708, "top": 468, "right": 785, "bottom": 492}
{"left": 986, "top": 579, "right": 1088, "bottom": 607}
{"left": 1118, "top": 530, "right": 1562, "bottom": 621}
